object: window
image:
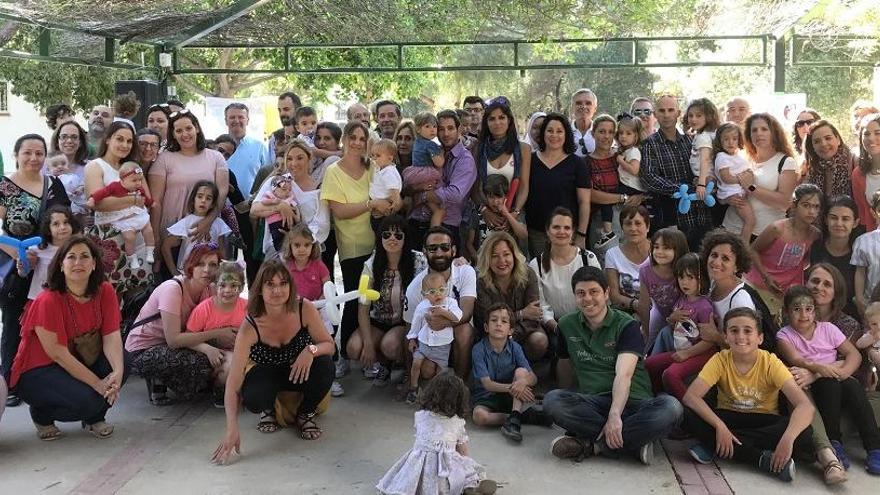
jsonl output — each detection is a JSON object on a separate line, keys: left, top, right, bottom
{"left": 0, "top": 81, "right": 8, "bottom": 113}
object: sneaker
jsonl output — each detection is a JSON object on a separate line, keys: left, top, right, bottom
{"left": 866, "top": 449, "right": 880, "bottom": 475}
{"left": 688, "top": 443, "right": 714, "bottom": 465}
{"left": 335, "top": 359, "right": 350, "bottom": 379}
{"left": 550, "top": 435, "right": 589, "bottom": 461}
{"left": 639, "top": 441, "right": 655, "bottom": 465}
{"left": 363, "top": 362, "right": 381, "bottom": 379}
{"left": 330, "top": 380, "right": 345, "bottom": 397}
{"left": 372, "top": 364, "right": 392, "bottom": 387}
{"left": 128, "top": 256, "right": 141, "bottom": 270}
{"left": 758, "top": 450, "right": 796, "bottom": 482}
{"left": 520, "top": 407, "right": 553, "bottom": 427}
{"left": 594, "top": 231, "right": 618, "bottom": 250}
{"left": 831, "top": 440, "right": 851, "bottom": 470}
{"left": 145, "top": 249, "right": 155, "bottom": 264}
{"left": 5, "top": 392, "right": 22, "bottom": 407}
{"left": 212, "top": 388, "right": 224, "bottom": 409}
{"left": 405, "top": 389, "right": 418, "bottom": 405}
{"left": 501, "top": 415, "right": 523, "bottom": 443}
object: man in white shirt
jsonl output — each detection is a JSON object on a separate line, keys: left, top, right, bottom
{"left": 571, "top": 89, "right": 598, "bottom": 156}
{"left": 404, "top": 227, "right": 477, "bottom": 379}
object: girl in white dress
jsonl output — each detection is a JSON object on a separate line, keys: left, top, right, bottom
{"left": 377, "top": 372, "right": 497, "bottom": 495}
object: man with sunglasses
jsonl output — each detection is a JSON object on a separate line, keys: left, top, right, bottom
{"left": 403, "top": 227, "right": 477, "bottom": 380}
{"left": 571, "top": 89, "right": 598, "bottom": 157}
{"left": 630, "top": 97, "right": 657, "bottom": 135}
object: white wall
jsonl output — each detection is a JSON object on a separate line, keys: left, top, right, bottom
{"left": 0, "top": 82, "right": 53, "bottom": 176}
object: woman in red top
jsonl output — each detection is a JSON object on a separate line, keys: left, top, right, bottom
{"left": 11, "top": 235, "right": 126, "bottom": 441}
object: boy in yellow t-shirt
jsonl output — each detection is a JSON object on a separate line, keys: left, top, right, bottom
{"left": 682, "top": 307, "right": 815, "bottom": 482}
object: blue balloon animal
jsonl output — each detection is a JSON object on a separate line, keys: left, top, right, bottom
{"left": 672, "top": 181, "right": 716, "bottom": 214}
{"left": 0, "top": 235, "right": 42, "bottom": 273}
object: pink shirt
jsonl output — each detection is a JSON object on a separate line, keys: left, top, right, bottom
{"left": 777, "top": 321, "right": 846, "bottom": 365}
{"left": 149, "top": 149, "right": 227, "bottom": 237}
{"left": 186, "top": 297, "right": 247, "bottom": 334}
{"left": 287, "top": 259, "right": 330, "bottom": 301}
{"left": 745, "top": 236, "right": 810, "bottom": 290}
{"left": 124, "top": 277, "right": 213, "bottom": 352}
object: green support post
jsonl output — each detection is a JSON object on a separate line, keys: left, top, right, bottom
{"left": 773, "top": 36, "right": 786, "bottom": 93}
{"left": 38, "top": 28, "right": 50, "bottom": 57}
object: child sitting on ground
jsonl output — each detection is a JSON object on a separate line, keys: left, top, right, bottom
{"left": 377, "top": 371, "right": 498, "bottom": 495}
{"left": 186, "top": 261, "right": 248, "bottom": 408}
{"left": 46, "top": 151, "right": 87, "bottom": 217}
{"left": 682, "top": 307, "right": 815, "bottom": 483}
{"left": 260, "top": 174, "right": 299, "bottom": 252}
{"left": 87, "top": 161, "right": 156, "bottom": 269}
{"left": 368, "top": 138, "right": 402, "bottom": 233}
{"left": 404, "top": 111, "right": 445, "bottom": 227}
{"left": 405, "top": 272, "right": 463, "bottom": 404}
{"left": 776, "top": 286, "right": 880, "bottom": 476}
{"left": 471, "top": 303, "right": 550, "bottom": 443}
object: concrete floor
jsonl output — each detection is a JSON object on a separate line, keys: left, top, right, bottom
{"left": 2, "top": 371, "right": 878, "bottom": 494}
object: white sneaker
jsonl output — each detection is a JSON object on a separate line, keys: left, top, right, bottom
{"left": 128, "top": 256, "right": 141, "bottom": 270}
{"left": 330, "top": 380, "right": 345, "bottom": 397}
{"left": 639, "top": 441, "right": 655, "bottom": 465}
{"left": 335, "top": 359, "right": 350, "bottom": 379}
{"left": 145, "top": 247, "right": 155, "bottom": 264}
{"left": 363, "top": 362, "right": 381, "bottom": 379}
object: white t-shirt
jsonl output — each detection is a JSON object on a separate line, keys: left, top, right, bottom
{"left": 865, "top": 173, "right": 880, "bottom": 207}
{"left": 166, "top": 214, "right": 232, "bottom": 271}
{"left": 529, "top": 249, "right": 601, "bottom": 322}
{"left": 714, "top": 151, "right": 750, "bottom": 199}
{"left": 369, "top": 165, "right": 403, "bottom": 201}
{"left": 723, "top": 152, "right": 796, "bottom": 236}
{"left": 403, "top": 264, "right": 477, "bottom": 324}
{"left": 618, "top": 147, "right": 645, "bottom": 192}
{"left": 406, "top": 297, "right": 463, "bottom": 346}
{"left": 711, "top": 282, "right": 756, "bottom": 323}
{"left": 58, "top": 173, "right": 87, "bottom": 215}
{"left": 603, "top": 245, "right": 644, "bottom": 299}
{"left": 26, "top": 245, "right": 58, "bottom": 300}
{"left": 852, "top": 229, "right": 880, "bottom": 301}
{"left": 689, "top": 131, "right": 715, "bottom": 179}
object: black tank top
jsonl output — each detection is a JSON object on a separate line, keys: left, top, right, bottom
{"left": 246, "top": 300, "right": 313, "bottom": 366}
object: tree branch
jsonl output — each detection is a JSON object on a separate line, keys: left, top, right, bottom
{"left": 229, "top": 74, "right": 277, "bottom": 93}
{"left": 172, "top": 75, "right": 213, "bottom": 97}
{"left": 0, "top": 21, "right": 19, "bottom": 48}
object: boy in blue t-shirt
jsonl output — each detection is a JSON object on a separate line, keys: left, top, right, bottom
{"left": 471, "top": 303, "right": 550, "bottom": 442}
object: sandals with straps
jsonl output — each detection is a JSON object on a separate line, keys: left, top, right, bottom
{"left": 257, "top": 410, "right": 280, "bottom": 433}
{"left": 823, "top": 459, "right": 847, "bottom": 485}
{"left": 296, "top": 411, "right": 322, "bottom": 440}
{"left": 84, "top": 421, "right": 114, "bottom": 438}
{"left": 34, "top": 423, "right": 62, "bottom": 441}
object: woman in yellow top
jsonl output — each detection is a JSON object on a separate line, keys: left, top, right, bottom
{"left": 320, "top": 121, "right": 391, "bottom": 375}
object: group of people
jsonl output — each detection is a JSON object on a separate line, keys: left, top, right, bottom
{"left": 2, "top": 87, "right": 880, "bottom": 494}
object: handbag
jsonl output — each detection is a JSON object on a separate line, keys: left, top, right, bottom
{"left": 72, "top": 330, "right": 102, "bottom": 366}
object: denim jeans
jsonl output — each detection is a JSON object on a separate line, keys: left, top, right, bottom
{"left": 544, "top": 389, "right": 683, "bottom": 455}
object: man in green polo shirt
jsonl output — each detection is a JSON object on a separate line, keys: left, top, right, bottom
{"left": 544, "top": 266, "right": 682, "bottom": 464}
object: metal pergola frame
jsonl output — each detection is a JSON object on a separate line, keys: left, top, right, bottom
{"left": 1, "top": 5, "right": 878, "bottom": 93}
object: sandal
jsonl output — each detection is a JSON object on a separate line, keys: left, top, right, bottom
{"left": 84, "top": 421, "right": 114, "bottom": 438}
{"left": 34, "top": 423, "right": 62, "bottom": 441}
{"left": 296, "top": 411, "right": 322, "bottom": 440}
{"left": 257, "top": 410, "right": 280, "bottom": 433}
{"left": 823, "top": 459, "right": 847, "bottom": 485}
{"left": 463, "top": 479, "right": 499, "bottom": 494}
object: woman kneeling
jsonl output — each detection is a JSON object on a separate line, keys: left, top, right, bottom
{"left": 11, "top": 235, "right": 127, "bottom": 440}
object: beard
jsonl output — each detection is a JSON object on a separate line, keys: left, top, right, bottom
{"left": 428, "top": 255, "right": 452, "bottom": 272}
{"left": 280, "top": 115, "right": 293, "bottom": 127}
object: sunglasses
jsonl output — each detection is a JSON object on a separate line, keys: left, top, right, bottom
{"left": 616, "top": 112, "right": 634, "bottom": 122}
{"left": 169, "top": 108, "right": 192, "bottom": 119}
{"left": 631, "top": 109, "right": 654, "bottom": 116}
{"left": 382, "top": 231, "right": 404, "bottom": 241}
{"left": 422, "top": 287, "right": 447, "bottom": 296}
{"left": 148, "top": 103, "right": 171, "bottom": 113}
{"left": 425, "top": 243, "right": 452, "bottom": 253}
{"left": 795, "top": 119, "right": 815, "bottom": 128}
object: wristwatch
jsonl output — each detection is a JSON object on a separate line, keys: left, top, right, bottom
{"left": 307, "top": 344, "right": 318, "bottom": 356}
{"left": 748, "top": 184, "right": 757, "bottom": 192}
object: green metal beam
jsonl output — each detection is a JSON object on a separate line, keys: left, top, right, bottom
{"left": 170, "top": 0, "right": 273, "bottom": 48}
{"left": 105, "top": 38, "right": 116, "bottom": 64}
{"left": 37, "top": 27, "right": 50, "bottom": 56}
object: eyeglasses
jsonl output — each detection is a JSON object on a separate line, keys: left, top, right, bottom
{"left": 616, "top": 112, "right": 634, "bottom": 122}
{"left": 795, "top": 119, "right": 815, "bottom": 128}
{"left": 59, "top": 134, "right": 80, "bottom": 142}
{"left": 422, "top": 287, "right": 447, "bottom": 296}
{"left": 138, "top": 141, "right": 159, "bottom": 150}
{"left": 631, "top": 109, "right": 654, "bottom": 116}
{"left": 382, "top": 231, "right": 404, "bottom": 241}
{"left": 425, "top": 243, "right": 452, "bottom": 253}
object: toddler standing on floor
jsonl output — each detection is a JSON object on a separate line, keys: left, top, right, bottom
{"left": 377, "top": 372, "right": 498, "bottom": 495}
{"left": 404, "top": 111, "right": 446, "bottom": 227}
{"left": 405, "top": 272, "right": 463, "bottom": 404}
{"left": 87, "top": 161, "right": 156, "bottom": 269}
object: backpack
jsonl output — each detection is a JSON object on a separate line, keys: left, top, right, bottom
{"left": 729, "top": 284, "right": 779, "bottom": 353}
{"left": 536, "top": 248, "right": 599, "bottom": 278}
{"left": 120, "top": 279, "right": 183, "bottom": 343}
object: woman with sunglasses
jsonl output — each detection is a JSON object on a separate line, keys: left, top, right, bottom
{"left": 802, "top": 121, "right": 855, "bottom": 199}
{"left": 348, "top": 215, "right": 426, "bottom": 385}
{"left": 792, "top": 109, "right": 820, "bottom": 160}
{"left": 470, "top": 97, "right": 532, "bottom": 234}
{"left": 125, "top": 244, "right": 228, "bottom": 405}
{"left": 149, "top": 111, "right": 229, "bottom": 278}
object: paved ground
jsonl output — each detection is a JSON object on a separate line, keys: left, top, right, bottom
{"left": 2, "top": 371, "right": 877, "bottom": 494}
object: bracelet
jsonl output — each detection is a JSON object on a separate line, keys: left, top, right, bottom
{"left": 575, "top": 230, "right": 587, "bottom": 238}
{"left": 696, "top": 184, "right": 706, "bottom": 188}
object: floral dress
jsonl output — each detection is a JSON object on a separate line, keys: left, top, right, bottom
{"left": 377, "top": 410, "right": 485, "bottom": 495}
{"left": 0, "top": 176, "right": 68, "bottom": 240}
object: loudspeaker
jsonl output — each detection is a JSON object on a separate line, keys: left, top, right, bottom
{"left": 115, "top": 80, "right": 162, "bottom": 130}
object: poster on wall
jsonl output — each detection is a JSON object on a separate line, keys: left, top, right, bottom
{"left": 747, "top": 93, "right": 807, "bottom": 126}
